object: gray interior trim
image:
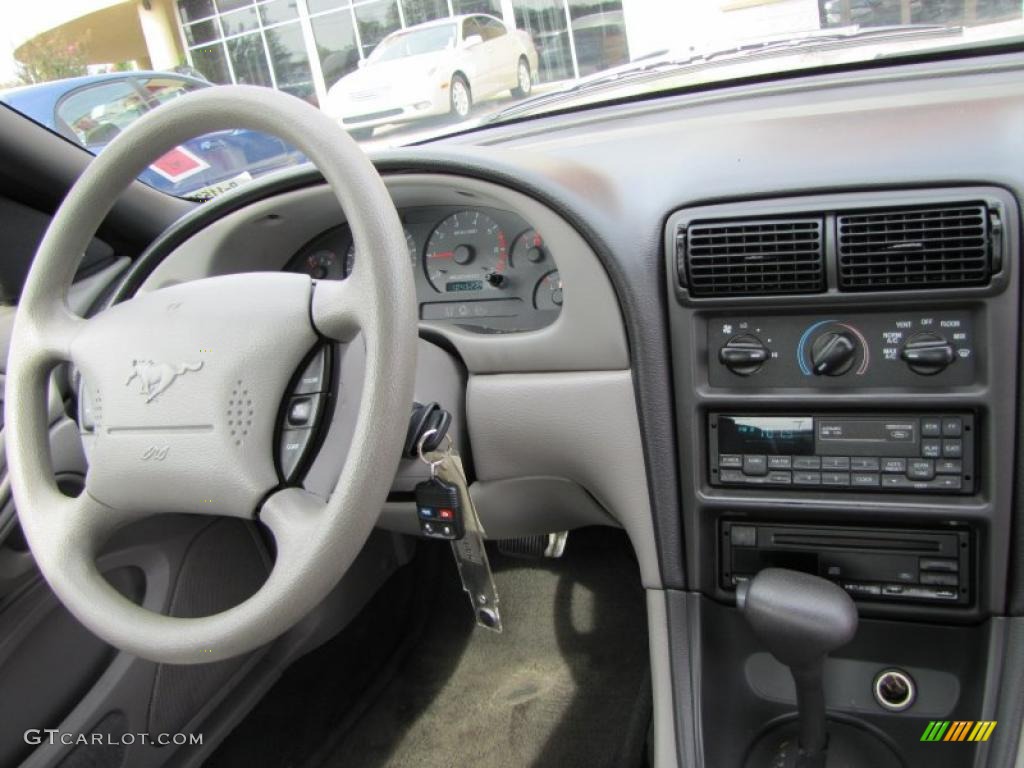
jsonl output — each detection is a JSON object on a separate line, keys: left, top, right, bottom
{"left": 141, "top": 175, "right": 629, "bottom": 374}
{"left": 467, "top": 370, "right": 661, "bottom": 587}
{"left": 648, "top": 589, "right": 681, "bottom": 768}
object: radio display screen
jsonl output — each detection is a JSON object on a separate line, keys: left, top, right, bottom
{"left": 718, "top": 415, "right": 815, "bottom": 455}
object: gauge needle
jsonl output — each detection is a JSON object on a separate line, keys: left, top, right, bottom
{"left": 433, "top": 251, "right": 454, "bottom": 259}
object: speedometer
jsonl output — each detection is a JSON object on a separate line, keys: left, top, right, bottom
{"left": 424, "top": 210, "right": 508, "bottom": 293}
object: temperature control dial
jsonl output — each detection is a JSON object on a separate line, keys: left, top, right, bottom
{"left": 810, "top": 331, "right": 858, "bottom": 376}
{"left": 719, "top": 334, "right": 769, "bottom": 376}
{"left": 901, "top": 332, "right": 955, "bottom": 375}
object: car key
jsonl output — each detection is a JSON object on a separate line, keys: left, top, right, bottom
{"left": 414, "top": 475, "right": 464, "bottom": 540}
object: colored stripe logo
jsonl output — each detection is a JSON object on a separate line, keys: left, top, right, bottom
{"left": 921, "top": 721, "right": 997, "bottom": 742}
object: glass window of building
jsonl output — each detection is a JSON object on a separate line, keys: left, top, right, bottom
{"left": 220, "top": 5, "right": 261, "bottom": 35}
{"left": 227, "top": 33, "right": 274, "bottom": 86}
{"left": 179, "top": 0, "right": 216, "bottom": 22}
{"left": 312, "top": 10, "right": 362, "bottom": 88}
{"left": 453, "top": 0, "right": 500, "bottom": 15}
{"left": 184, "top": 19, "right": 220, "bottom": 45}
{"left": 568, "top": 1, "right": 628, "bottom": 76}
{"left": 216, "top": 0, "right": 254, "bottom": 12}
{"left": 354, "top": 0, "right": 403, "bottom": 57}
{"left": 265, "top": 23, "right": 317, "bottom": 103}
{"left": 513, "top": 0, "right": 574, "bottom": 82}
{"left": 401, "top": 0, "right": 449, "bottom": 26}
{"left": 259, "top": 0, "right": 300, "bottom": 26}
{"left": 189, "top": 43, "right": 233, "bottom": 83}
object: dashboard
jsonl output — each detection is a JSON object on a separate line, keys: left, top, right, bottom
{"left": 284, "top": 205, "right": 562, "bottom": 333}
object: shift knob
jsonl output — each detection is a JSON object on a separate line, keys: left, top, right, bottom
{"left": 737, "top": 568, "right": 857, "bottom": 669}
{"left": 737, "top": 568, "right": 858, "bottom": 763}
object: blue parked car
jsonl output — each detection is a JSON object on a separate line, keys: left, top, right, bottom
{"left": 0, "top": 71, "right": 304, "bottom": 199}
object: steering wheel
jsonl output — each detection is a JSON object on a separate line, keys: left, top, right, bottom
{"left": 4, "top": 87, "right": 418, "bottom": 664}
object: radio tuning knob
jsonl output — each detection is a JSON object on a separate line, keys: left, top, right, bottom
{"left": 810, "top": 331, "right": 857, "bottom": 376}
{"left": 900, "top": 332, "right": 955, "bottom": 375}
{"left": 719, "top": 334, "right": 769, "bottom": 376}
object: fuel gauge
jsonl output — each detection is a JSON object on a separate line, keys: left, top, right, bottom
{"left": 534, "top": 270, "right": 563, "bottom": 310}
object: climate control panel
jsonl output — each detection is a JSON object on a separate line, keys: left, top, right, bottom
{"left": 709, "top": 311, "right": 975, "bottom": 387}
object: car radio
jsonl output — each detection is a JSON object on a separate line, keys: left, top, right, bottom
{"left": 708, "top": 413, "right": 975, "bottom": 494}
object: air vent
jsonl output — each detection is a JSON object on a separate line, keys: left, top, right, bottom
{"left": 837, "top": 203, "right": 995, "bottom": 291}
{"left": 683, "top": 218, "right": 824, "bottom": 297}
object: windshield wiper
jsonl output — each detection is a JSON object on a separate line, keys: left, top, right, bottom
{"left": 486, "top": 23, "right": 962, "bottom": 123}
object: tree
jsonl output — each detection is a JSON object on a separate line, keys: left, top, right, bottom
{"left": 16, "top": 31, "right": 90, "bottom": 85}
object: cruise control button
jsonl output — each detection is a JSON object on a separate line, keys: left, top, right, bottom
{"left": 822, "top": 456, "right": 850, "bottom": 470}
{"left": 793, "top": 457, "right": 821, "bottom": 470}
{"left": 719, "top": 454, "right": 743, "bottom": 468}
{"left": 278, "top": 429, "right": 311, "bottom": 480}
{"left": 942, "top": 439, "right": 962, "bottom": 458}
{"left": 936, "top": 459, "right": 962, "bottom": 474}
{"left": 294, "top": 347, "right": 328, "bottom": 394}
{"left": 287, "top": 396, "right": 316, "bottom": 427}
{"left": 822, "top": 472, "right": 850, "bottom": 486}
{"left": 921, "top": 440, "right": 942, "bottom": 458}
{"left": 743, "top": 455, "right": 768, "bottom": 476}
{"left": 941, "top": 418, "right": 962, "bottom": 437}
{"left": 768, "top": 455, "right": 793, "bottom": 470}
{"left": 881, "top": 458, "right": 907, "bottom": 474}
{"left": 794, "top": 471, "right": 821, "bottom": 485}
{"left": 921, "top": 419, "right": 942, "bottom": 437}
{"left": 908, "top": 459, "right": 935, "bottom": 481}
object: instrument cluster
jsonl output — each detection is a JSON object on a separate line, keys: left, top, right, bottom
{"left": 286, "top": 205, "right": 562, "bottom": 333}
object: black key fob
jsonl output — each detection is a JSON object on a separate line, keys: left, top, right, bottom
{"left": 414, "top": 476, "right": 464, "bottom": 540}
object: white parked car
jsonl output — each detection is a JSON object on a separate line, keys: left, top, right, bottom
{"left": 323, "top": 14, "right": 538, "bottom": 139}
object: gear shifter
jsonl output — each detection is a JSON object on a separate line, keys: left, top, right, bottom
{"left": 737, "top": 568, "right": 857, "bottom": 767}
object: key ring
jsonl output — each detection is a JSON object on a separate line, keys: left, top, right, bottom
{"left": 417, "top": 428, "right": 453, "bottom": 478}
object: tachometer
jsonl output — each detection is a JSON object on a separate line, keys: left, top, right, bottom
{"left": 424, "top": 210, "right": 509, "bottom": 293}
{"left": 345, "top": 227, "right": 418, "bottom": 277}
{"left": 304, "top": 249, "right": 342, "bottom": 280}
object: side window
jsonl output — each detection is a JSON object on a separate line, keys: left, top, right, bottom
{"left": 462, "top": 17, "right": 481, "bottom": 41}
{"left": 140, "top": 77, "right": 203, "bottom": 106}
{"left": 478, "top": 16, "right": 506, "bottom": 41}
{"left": 56, "top": 81, "right": 150, "bottom": 149}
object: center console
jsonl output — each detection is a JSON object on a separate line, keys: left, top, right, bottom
{"left": 664, "top": 187, "right": 1019, "bottom": 766}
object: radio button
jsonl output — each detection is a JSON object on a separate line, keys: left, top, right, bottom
{"left": 942, "top": 418, "right": 963, "bottom": 437}
{"left": 882, "top": 475, "right": 912, "bottom": 489}
{"left": 822, "top": 456, "right": 850, "bottom": 470}
{"left": 822, "top": 472, "right": 850, "bottom": 486}
{"left": 720, "top": 469, "right": 746, "bottom": 484}
{"left": 767, "top": 455, "right": 793, "bottom": 470}
{"left": 719, "top": 454, "right": 743, "bottom": 468}
{"left": 908, "top": 459, "right": 935, "bottom": 481}
{"left": 942, "top": 439, "right": 962, "bottom": 458}
{"left": 881, "top": 458, "right": 907, "bottom": 474}
{"left": 743, "top": 455, "right": 768, "bottom": 476}
{"left": 851, "top": 472, "right": 880, "bottom": 487}
{"left": 920, "top": 558, "right": 958, "bottom": 573}
{"left": 767, "top": 471, "right": 792, "bottom": 484}
{"left": 936, "top": 459, "right": 962, "bottom": 474}
{"left": 843, "top": 582, "right": 882, "bottom": 596}
{"left": 921, "top": 418, "right": 942, "bottom": 437}
{"left": 932, "top": 475, "right": 963, "bottom": 491}
{"left": 920, "top": 572, "right": 958, "bottom": 587}
{"left": 794, "top": 471, "right": 822, "bottom": 485}
{"left": 921, "top": 439, "right": 942, "bottom": 458}
{"left": 793, "top": 457, "right": 822, "bottom": 470}
{"left": 851, "top": 457, "right": 880, "bottom": 471}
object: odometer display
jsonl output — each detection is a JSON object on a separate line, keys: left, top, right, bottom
{"left": 424, "top": 210, "right": 508, "bottom": 293}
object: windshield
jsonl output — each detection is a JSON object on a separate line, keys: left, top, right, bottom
{"left": 369, "top": 24, "right": 456, "bottom": 62}
{"left": 1, "top": 0, "right": 1021, "bottom": 200}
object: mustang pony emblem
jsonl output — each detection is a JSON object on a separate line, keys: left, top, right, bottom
{"left": 126, "top": 360, "right": 203, "bottom": 402}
